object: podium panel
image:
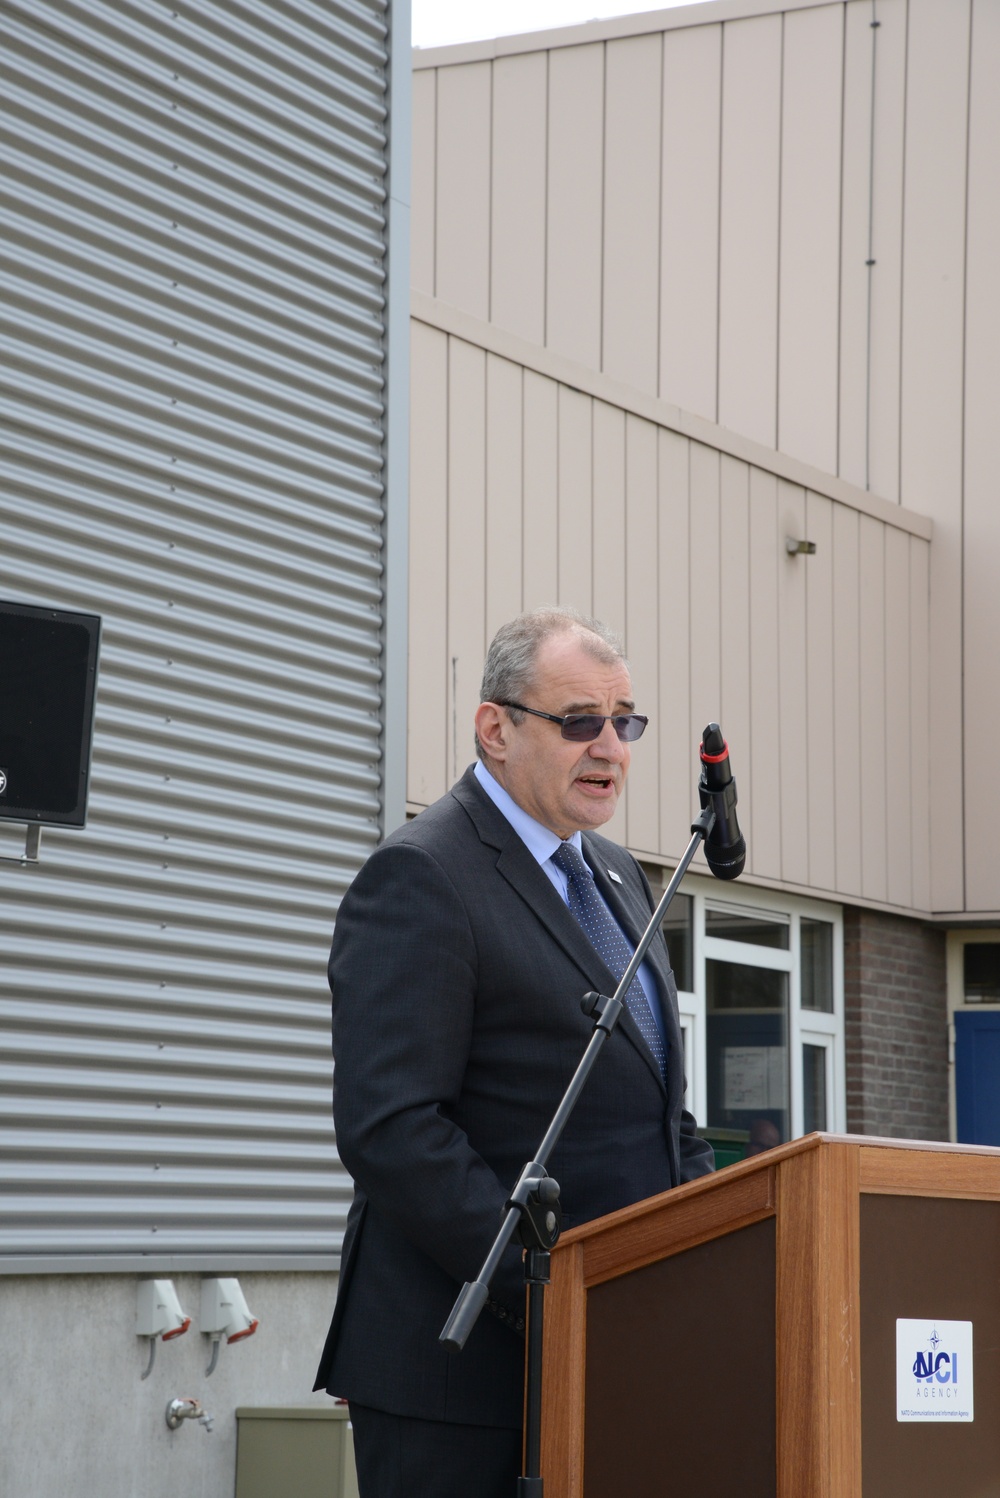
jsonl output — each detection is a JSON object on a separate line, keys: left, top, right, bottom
{"left": 584, "top": 1219, "right": 775, "bottom": 1498}
{"left": 542, "top": 1134, "right": 1000, "bottom": 1498}
{"left": 860, "top": 1195, "right": 1000, "bottom": 1494}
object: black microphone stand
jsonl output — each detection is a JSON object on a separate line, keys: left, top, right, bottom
{"left": 439, "top": 802, "right": 718, "bottom": 1496}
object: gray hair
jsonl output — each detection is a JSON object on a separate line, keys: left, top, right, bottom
{"left": 475, "top": 606, "right": 627, "bottom": 758}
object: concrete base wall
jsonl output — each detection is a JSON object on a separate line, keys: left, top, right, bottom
{"left": 0, "top": 1271, "right": 338, "bottom": 1498}
{"left": 844, "top": 906, "right": 948, "bottom": 1140}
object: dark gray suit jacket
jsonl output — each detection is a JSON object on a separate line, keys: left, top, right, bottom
{"left": 314, "top": 766, "right": 713, "bottom": 1427}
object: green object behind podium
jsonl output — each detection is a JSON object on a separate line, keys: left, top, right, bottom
{"left": 698, "top": 1126, "right": 749, "bottom": 1169}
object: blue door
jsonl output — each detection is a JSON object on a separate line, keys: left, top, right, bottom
{"left": 954, "top": 1011, "right": 1000, "bottom": 1145}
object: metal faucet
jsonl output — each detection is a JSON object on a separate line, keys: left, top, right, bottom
{"left": 166, "top": 1397, "right": 215, "bottom": 1433}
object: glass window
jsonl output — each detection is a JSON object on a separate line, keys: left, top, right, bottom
{"left": 707, "top": 961, "right": 787, "bottom": 1010}
{"left": 705, "top": 905, "right": 790, "bottom": 950}
{"left": 801, "top": 919, "right": 834, "bottom": 1012}
{"left": 802, "top": 1043, "right": 828, "bottom": 1133}
{"left": 964, "top": 944, "right": 1000, "bottom": 1003}
{"left": 706, "top": 958, "right": 789, "bottom": 1149}
{"left": 661, "top": 892, "right": 693, "bottom": 991}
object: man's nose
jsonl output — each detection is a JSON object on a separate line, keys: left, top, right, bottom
{"left": 588, "top": 720, "right": 625, "bottom": 761}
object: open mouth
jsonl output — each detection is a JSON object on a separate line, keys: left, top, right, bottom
{"left": 577, "top": 774, "right": 613, "bottom": 790}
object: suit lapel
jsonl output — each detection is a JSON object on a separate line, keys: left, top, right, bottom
{"left": 452, "top": 769, "right": 674, "bottom": 1093}
{"left": 452, "top": 770, "right": 619, "bottom": 996}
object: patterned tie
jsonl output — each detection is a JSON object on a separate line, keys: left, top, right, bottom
{"left": 551, "top": 842, "right": 666, "bottom": 1082}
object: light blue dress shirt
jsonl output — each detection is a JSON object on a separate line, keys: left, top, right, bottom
{"left": 473, "top": 760, "right": 666, "bottom": 1049}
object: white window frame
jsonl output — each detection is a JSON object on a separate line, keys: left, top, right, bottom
{"left": 666, "top": 873, "right": 845, "bottom": 1140}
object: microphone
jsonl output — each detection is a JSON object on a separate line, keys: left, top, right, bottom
{"left": 699, "top": 724, "right": 746, "bottom": 880}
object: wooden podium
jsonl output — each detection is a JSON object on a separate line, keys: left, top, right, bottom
{"left": 540, "top": 1133, "right": 1000, "bottom": 1497}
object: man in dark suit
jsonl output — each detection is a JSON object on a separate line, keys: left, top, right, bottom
{"left": 315, "top": 608, "right": 713, "bottom": 1496}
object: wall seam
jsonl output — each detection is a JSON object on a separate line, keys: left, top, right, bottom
{"left": 834, "top": 0, "right": 847, "bottom": 487}
{"left": 656, "top": 30, "right": 666, "bottom": 404}
{"left": 715, "top": 22, "right": 725, "bottom": 425}
{"left": 775, "top": 9, "right": 785, "bottom": 454}
{"left": 487, "top": 59, "right": 494, "bottom": 324}
{"left": 959, "top": 0, "right": 974, "bottom": 915}
{"left": 896, "top": 0, "right": 909, "bottom": 505}
{"left": 601, "top": 40, "right": 610, "bottom": 377}
{"left": 543, "top": 49, "right": 551, "bottom": 350}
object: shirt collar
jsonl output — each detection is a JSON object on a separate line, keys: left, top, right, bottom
{"left": 473, "top": 760, "right": 584, "bottom": 867}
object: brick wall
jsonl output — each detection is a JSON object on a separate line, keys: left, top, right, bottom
{"left": 844, "top": 907, "right": 948, "bottom": 1140}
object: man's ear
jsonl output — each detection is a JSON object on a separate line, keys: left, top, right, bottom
{"left": 475, "top": 701, "right": 508, "bottom": 762}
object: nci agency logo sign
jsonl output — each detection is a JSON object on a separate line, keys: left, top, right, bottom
{"left": 0, "top": 768, "right": 7, "bottom": 796}
{"left": 896, "top": 1319, "right": 973, "bottom": 1422}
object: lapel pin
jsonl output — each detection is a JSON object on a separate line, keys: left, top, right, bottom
{"left": 606, "top": 869, "right": 622, "bottom": 884}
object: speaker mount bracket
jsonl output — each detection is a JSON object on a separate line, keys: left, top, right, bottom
{"left": 0, "top": 823, "right": 43, "bottom": 864}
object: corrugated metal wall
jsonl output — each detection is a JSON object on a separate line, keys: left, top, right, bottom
{"left": 0, "top": 0, "right": 395, "bottom": 1263}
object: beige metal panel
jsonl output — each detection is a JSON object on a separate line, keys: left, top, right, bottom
{"left": 832, "top": 504, "right": 863, "bottom": 897}
{"left": 602, "top": 34, "right": 663, "bottom": 395}
{"left": 900, "top": 0, "right": 970, "bottom": 912}
{"left": 407, "top": 322, "right": 450, "bottom": 807}
{"left": 412, "top": 291, "right": 933, "bottom": 539}
{"left": 838, "top": 0, "right": 907, "bottom": 499}
{"left": 688, "top": 443, "right": 722, "bottom": 738}
{"left": 804, "top": 493, "right": 836, "bottom": 895}
{"left": 411, "top": 66, "right": 436, "bottom": 295}
{"left": 688, "top": 443, "right": 722, "bottom": 875}
{"left": 657, "top": 429, "right": 693, "bottom": 857}
{"left": 884, "top": 525, "right": 912, "bottom": 909}
{"left": 435, "top": 61, "right": 492, "bottom": 319}
{"left": 777, "top": 481, "right": 809, "bottom": 888}
{"left": 546, "top": 43, "right": 605, "bottom": 369}
{"left": 718, "top": 13, "right": 782, "bottom": 449}
{"left": 557, "top": 387, "right": 594, "bottom": 614}
{"left": 592, "top": 402, "right": 628, "bottom": 629}
{"left": 748, "top": 467, "right": 782, "bottom": 878}
{"left": 909, "top": 537, "right": 932, "bottom": 914}
{"left": 778, "top": 4, "right": 843, "bottom": 474}
{"left": 864, "top": 0, "right": 907, "bottom": 504}
{"left": 859, "top": 513, "right": 888, "bottom": 903}
{"left": 719, "top": 456, "right": 753, "bottom": 862}
{"left": 660, "top": 21, "right": 722, "bottom": 421}
{"left": 446, "top": 339, "right": 487, "bottom": 785}
{"left": 491, "top": 52, "right": 548, "bottom": 343}
{"left": 592, "top": 401, "right": 628, "bottom": 846}
{"left": 485, "top": 353, "right": 524, "bottom": 638}
{"left": 962, "top": 0, "right": 1000, "bottom": 912}
{"left": 413, "top": 0, "right": 840, "bottom": 68}
{"left": 624, "top": 416, "right": 661, "bottom": 854}
{"left": 836, "top": 1, "right": 869, "bottom": 492}
{"left": 409, "top": 300, "right": 936, "bottom": 912}
{"left": 522, "top": 370, "right": 560, "bottom": 607}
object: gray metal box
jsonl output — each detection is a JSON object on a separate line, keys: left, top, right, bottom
{"left": 235, "top": 1406, "right": 358, "bottom": 1498}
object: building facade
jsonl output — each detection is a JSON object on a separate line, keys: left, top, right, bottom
{"left": 408, "top": 0, "right": 1000, "bottom": 1148}
{"left": 0, "top": 0, "right": 409, "bottom": 1493}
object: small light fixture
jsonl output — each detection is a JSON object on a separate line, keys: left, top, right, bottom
{"left": 785, "top": 537, "right": 817, "bottom": 556}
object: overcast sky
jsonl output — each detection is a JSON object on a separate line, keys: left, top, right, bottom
{"left": 412, "top": 0, "right": 713, "bottom": 50}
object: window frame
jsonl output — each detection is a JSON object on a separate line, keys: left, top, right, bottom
{"left": 657, "top": 872, "right": 845, "bottom": 1142}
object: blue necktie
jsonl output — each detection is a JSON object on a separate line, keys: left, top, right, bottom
{"left": 551, "top": 842, "right": 666, "bottom": 1082}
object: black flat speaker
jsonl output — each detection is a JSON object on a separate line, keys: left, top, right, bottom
{"left": 0, "top": 601, "right": 101, "bottom": 827}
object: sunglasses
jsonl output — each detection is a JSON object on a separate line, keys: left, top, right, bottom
{"left": 498, "top": 701, "right": 649, "bottom": 743}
